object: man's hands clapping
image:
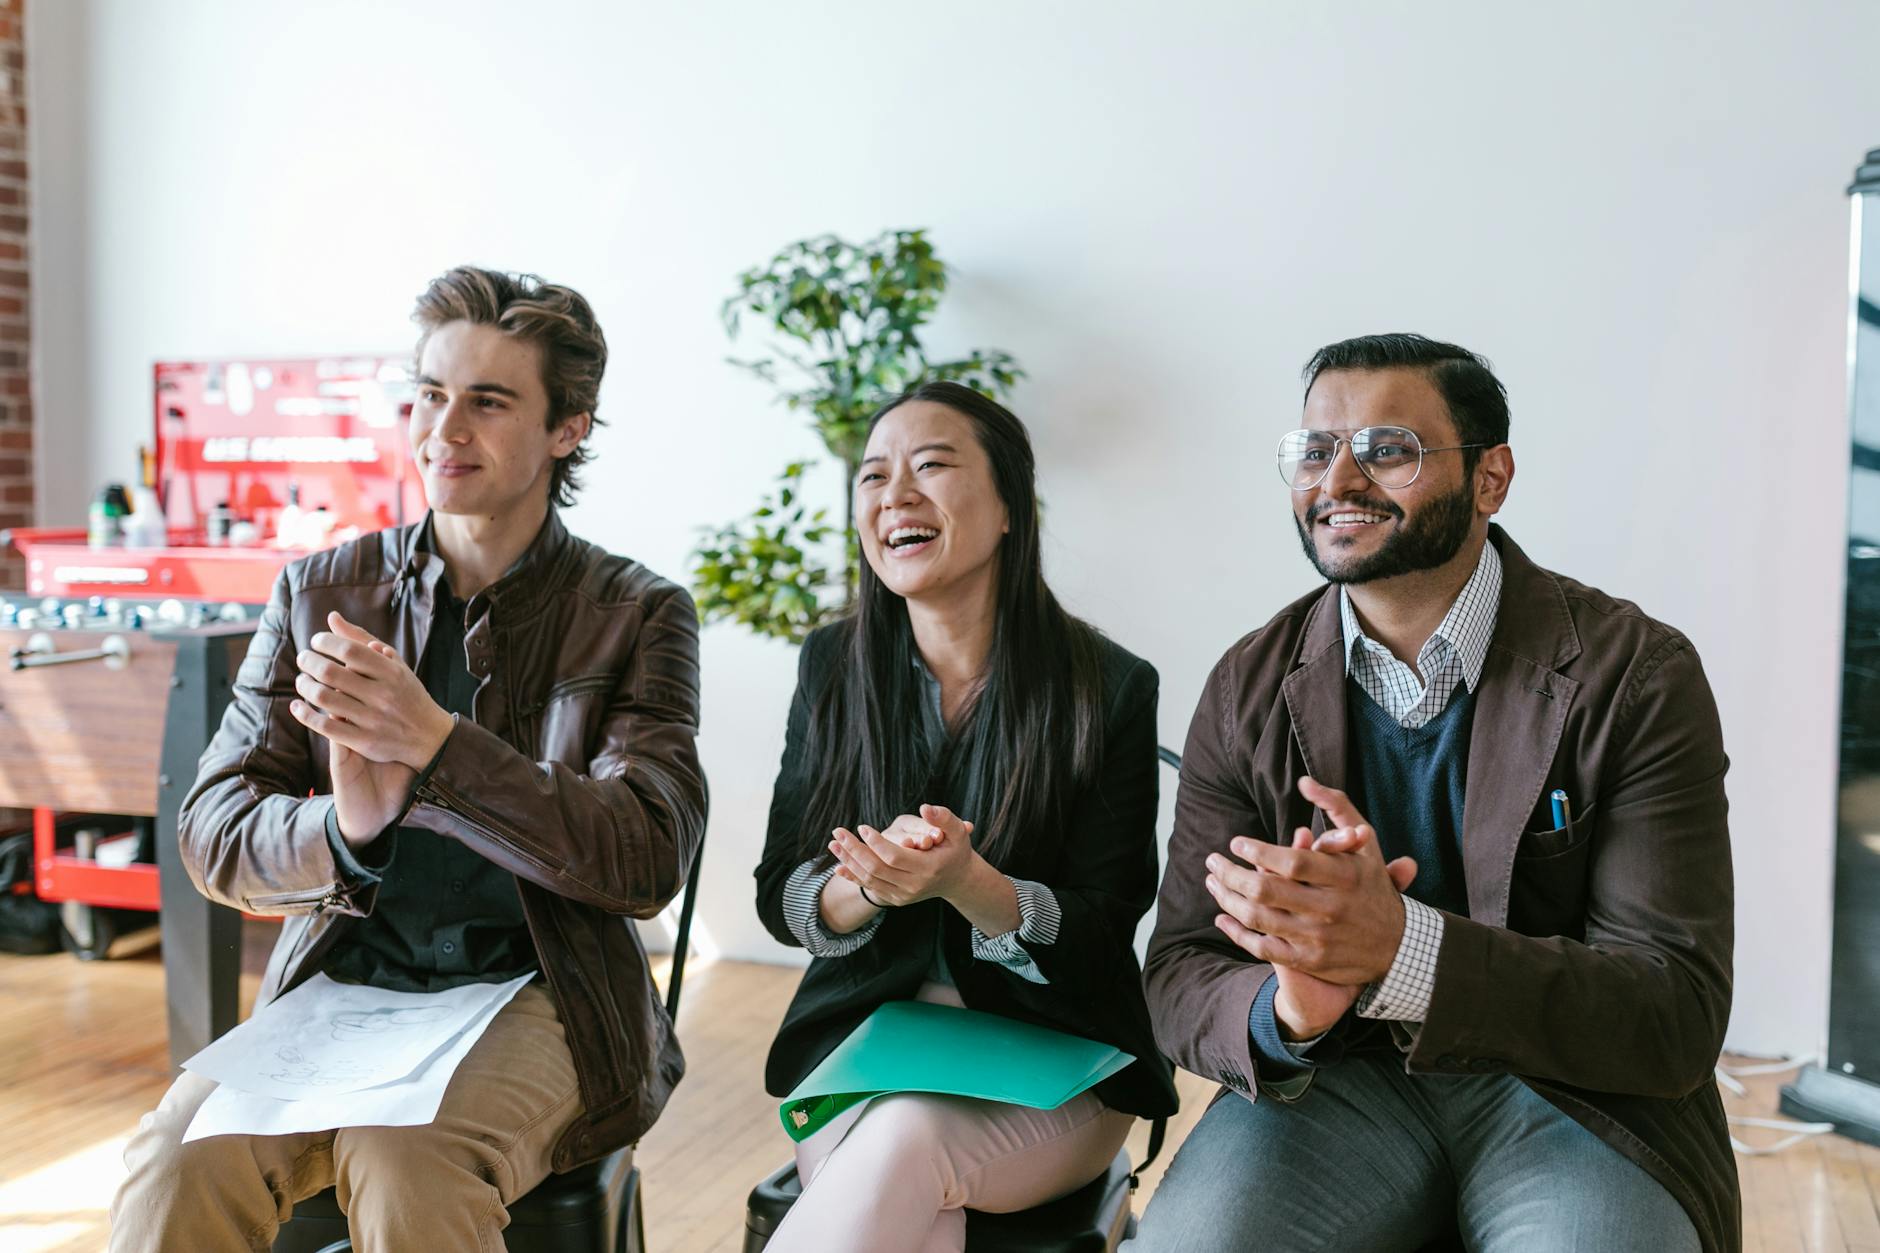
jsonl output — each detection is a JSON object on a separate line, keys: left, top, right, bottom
{"left": 1206, "top": 776, "right": 1418, "bottom": 1040}
{"left": 289, "top": 612, "right": 455, "bottom": 850}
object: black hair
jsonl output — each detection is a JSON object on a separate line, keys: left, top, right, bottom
{"left": 1302, "top": 333, "right": 1509, "bottom": 472}
{"left": 798, "top": 380, "right": 1104, "bottom": 868}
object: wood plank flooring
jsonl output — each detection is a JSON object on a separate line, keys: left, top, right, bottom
{"left": 0, "top": 921, "right": 1874, "bottom": 1252}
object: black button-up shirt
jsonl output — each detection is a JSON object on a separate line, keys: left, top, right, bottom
{"left": 321, "top": 579, "right": 538, "bottom": 992}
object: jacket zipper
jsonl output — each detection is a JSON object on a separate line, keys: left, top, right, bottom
{"left": 246, "top": 884, "right": 347, "bottom": 914}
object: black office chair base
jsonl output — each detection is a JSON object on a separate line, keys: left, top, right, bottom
{"left": 273, "top": 1148, "right": 643, "bottom": 1253}
{"left": 742, "top": 1149, "right": 1137, "bottom": 1253}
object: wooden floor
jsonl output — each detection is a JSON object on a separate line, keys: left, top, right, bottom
{"left": 0, "top": 922, "right": 1876, "bottom": 1252}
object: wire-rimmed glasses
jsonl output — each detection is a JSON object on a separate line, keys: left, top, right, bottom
{"left": 1276, "top": 426, "right": 1485, "bottom": 491}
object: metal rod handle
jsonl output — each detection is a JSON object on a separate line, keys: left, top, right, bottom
{"left": 9, "top": 633, "right": 132, "bottom": 671}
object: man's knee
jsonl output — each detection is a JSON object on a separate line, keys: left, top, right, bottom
{"left": 121, "top": 1083, "right": 214, "bottom": 1194}
{"left": 1469, "top": 1186, "right": 1698, "bottom": 1253}
{"left": 1131, "top": 1073, "right": 1449, "bottom": 1253}
{"left": 337, "top": 1120, "right": 495, "bottom": 1177}
{"left": 112, "top": 1101, "right": 307, "bottom": 1252}
{"left": 1128, "top": 1097, "right": 1270, "bottom": 1251}
{"left": 334, "top": 1122, "right": 500, "bottom": 1205}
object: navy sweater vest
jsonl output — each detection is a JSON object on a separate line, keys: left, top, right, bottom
{"left": 1345, "top": 677, "right": 1474, "bottom": 919}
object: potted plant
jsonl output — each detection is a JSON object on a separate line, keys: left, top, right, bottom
{"left": 692, "top": 229, "right": 1024, "bottom": 642}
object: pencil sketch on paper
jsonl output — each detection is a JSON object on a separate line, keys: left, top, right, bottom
{"left": 331, "top": 1005, "right": 454, "bottom": 1041}
{"left": 182, "top": 970, "right": 534, "bottom": 1105}
{"left": 269, "top": 1044, "right": 376, "bottom": 1089}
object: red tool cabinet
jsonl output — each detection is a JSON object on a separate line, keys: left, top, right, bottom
{"left": 2, "top": 354, "right": 423, "bottom": 960}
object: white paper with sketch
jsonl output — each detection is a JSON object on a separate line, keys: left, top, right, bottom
{"left": 182, "top": 972, "right": 531, "bottom": 1100}
{"left": 180, "top": 973, "right": 531, "bottom": 1142}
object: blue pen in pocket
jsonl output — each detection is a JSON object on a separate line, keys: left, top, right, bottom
{"left": 1550, "top": 788, "right": 1572, "bottom": 830}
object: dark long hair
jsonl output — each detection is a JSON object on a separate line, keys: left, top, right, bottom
{"left": 797, "top": 381, "right": 1106, "bottom": 869}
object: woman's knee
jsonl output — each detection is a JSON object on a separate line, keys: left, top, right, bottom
{"left": 820, "top": 1094, "right": 965, "bottom": 1183}
{"left": 852, "top": 1095, "right": 962, "bottom": 1152}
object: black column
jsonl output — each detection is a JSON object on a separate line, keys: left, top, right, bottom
{"left": 1781, "top": 148, "right": 1880, "bottom": 1147}
{"left": 155, "top": 624, "right": 252, "bottom": 1069}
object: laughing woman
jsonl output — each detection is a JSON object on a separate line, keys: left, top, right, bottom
{"left": 753, "top": 380, "right": 1178, "bottom": 1252}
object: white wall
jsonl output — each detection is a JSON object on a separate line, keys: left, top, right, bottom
{"left": 29, "top": 0, "right": 1879, "bottom": 1056}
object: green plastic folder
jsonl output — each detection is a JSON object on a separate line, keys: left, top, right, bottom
{"left": 779, "top": 1000, "right": 1134, "bottom": 1142}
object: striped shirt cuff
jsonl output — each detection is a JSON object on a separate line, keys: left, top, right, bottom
{"left": 968, "top": 877, "right": 1059, "bottom": 984}
{"left": 781, "top": 859, "right": 884, "bottom": 957}
{"left": 1356, "top": 896, "right": 1443, "bottom": 1022}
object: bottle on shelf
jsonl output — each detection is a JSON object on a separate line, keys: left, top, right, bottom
{"left": 205, "top": 501, "right": 235, "bottom": 546}
{"left": 125, "top": 444, "right": 167, "bottom": 548}
{"left": 87, "top": 485, "right": 126, "bottom": 548}
{"left": 275, "top": 482, "right": 304, "bottom": 548}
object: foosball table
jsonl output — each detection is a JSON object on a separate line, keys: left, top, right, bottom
{"left": 1, "top": 354, "right": 422, "bottom": 1065}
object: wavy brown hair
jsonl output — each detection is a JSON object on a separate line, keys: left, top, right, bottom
{"left": 412, "top": 265, "right": 608, "bottom": 507}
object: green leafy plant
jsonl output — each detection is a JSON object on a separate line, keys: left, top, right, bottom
{"left": 692, "top": 229, "right": 1024, "bottom": 643}
{"left": 690, "top": 462, "right": 838, "bottom": 641}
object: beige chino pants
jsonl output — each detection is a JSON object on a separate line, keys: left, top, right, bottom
{"left": 109, "top": 982, "right": 583, "bottom": 1253}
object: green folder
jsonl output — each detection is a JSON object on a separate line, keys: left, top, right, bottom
{"left": 779, "top": 1000, "right": 1134, "bottom": 1142}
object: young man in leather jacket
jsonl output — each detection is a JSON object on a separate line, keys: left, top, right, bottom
{"left": 111, "top": 266, "right": 708, "bottom": 1251}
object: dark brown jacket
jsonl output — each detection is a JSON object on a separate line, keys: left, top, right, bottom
{"left": 179, "top": 512, "right": 708, "bottom": 1169}
{"left": 1144, "top": 527, "right": 1738, "bottom": 1251}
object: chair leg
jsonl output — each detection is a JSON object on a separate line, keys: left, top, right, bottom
{"left": 618, "top": 1167, "right": 646, "bottom": 1253}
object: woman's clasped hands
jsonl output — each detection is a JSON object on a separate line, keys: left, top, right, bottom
{"left": 829, "top": 804, "right": 976, "bottom": 907}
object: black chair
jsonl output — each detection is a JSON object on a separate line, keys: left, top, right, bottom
{"left": 274, "top": 830, "right": 707, "bottom": 1253}
{"left": 743, "top": 749, "right": 1184, "bottom": 1253}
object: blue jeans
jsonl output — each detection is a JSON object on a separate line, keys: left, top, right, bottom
{"left": 1128, "top": 1054, "right": 1699, "bottom": 1252}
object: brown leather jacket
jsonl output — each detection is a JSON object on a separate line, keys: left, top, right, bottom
{"left": 1145, "top": 527, "right": 1738, "bottom": 1251}
{"left": 179, "top": 512, "right": 708, "bottom": 1169}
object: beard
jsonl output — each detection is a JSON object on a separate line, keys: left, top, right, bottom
{"left": 1294, "top": 481, "right": 1476, "bottom": 584}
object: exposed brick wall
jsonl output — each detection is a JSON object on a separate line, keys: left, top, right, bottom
{"left": 0, "top": 0, "right": 21, "bottom": 836}
{"left": 0, "top": 0, "right": 27, "bottom": 590}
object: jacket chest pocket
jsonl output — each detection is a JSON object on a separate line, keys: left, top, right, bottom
{"left": 520, "top": 674, "right": 614, "bottom": 765}
{"left": 1506, "top": 799, "right": 1597, "bottom": 940}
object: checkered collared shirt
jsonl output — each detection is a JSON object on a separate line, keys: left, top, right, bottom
{"left": 1341, "top": 541, "right": 1502, "bottom": 1023}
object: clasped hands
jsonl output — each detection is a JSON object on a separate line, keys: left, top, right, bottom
{"left": 1206, "top": 776, "right": 1418, "bottom": 1041}
{"left": 826, "top": 804, "right": 978, "bottom": 908}
{"left": 288, "top": 611, "right": 455, "bottom": 850}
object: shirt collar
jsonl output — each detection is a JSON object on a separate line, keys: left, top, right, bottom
{"left": 408, "top": 509, "right": 564, "bottom": 608}
{"left": 1338, "top": 539, "right": 1503, "bottom": 693}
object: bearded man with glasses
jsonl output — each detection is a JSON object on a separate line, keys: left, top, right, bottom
{"left": 1130, "top": 334, "right": 1738, "bottom": 1252}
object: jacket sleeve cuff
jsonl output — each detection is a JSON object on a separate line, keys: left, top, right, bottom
{"left": 323, "top": 802, "right": 396, "bottom": 887}
{"left": 1356, "top": 896, "right": 1444, "bottom": 1022}
{"left": 968, "top": 877, "right": 1059, "bottom": 984}
{"left": 782, "top": 859, "right": 885, "bottom": 957}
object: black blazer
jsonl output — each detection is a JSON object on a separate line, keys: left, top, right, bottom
{"left": 754, "top": 623, "right": 1179, "bottom": 1121}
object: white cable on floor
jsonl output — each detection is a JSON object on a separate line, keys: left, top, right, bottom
{"left": 1712, "top": 1054, "right": 1835, "bottom": 1155}
{"left": 1728, "top": 1116, "right": 1836, "bottom": 1156}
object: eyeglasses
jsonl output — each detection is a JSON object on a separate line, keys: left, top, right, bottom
{"left": 1276, "top": 426, "right": 1486, "bottom": 491}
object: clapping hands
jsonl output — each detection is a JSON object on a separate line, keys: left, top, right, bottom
{"left": 828, "top": 804, "right": 976, "bottom": 908}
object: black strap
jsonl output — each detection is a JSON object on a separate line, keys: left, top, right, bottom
{"left": 664, "top": 832, "right": 707, "bottom": 1021}
{"left": 1129, "top": 1116, "right": 1168, "bottom": 1188}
